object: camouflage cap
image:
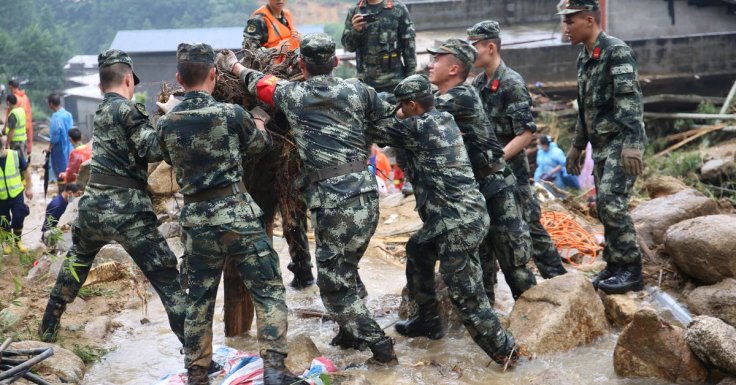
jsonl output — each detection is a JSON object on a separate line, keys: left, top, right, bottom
{"left": 556, "top": 0, "right": 599, "bottom": 15}
{"left": 394, "top": 74, "right": 432, "bottom": 102}
{"left": 98, "top": 49, "right": 140, "bottom": 85}
{"left": 426, "top": 38, "right": 478, "bottom": 67}
{"left": 176, "top": 43, "right": 215, "bottom": 64}
{"left": 466, "top": 20, "right": 501, "bottom": 41}
{"left": 300, "top": 33, "right": 336, "bottom": 65}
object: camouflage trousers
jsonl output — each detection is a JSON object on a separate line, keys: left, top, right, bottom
{"left": 49, "top": 209, "right": 186, "bottom": 344}
{"left": 405, "top": 217, "right": 512, "bottom": 357}
{"left": 515, "top": 183, "right": 568, "bottom": 278}
{"left": 593, "top": 154, "right": 642, "bottom": 265}
{"left": 246, "top": 141, "right": 312, "bottom": 276}
{"left": 182, "top": 219, "right": 289, "bottom": 369}
{"left": 478, "top": 170, "right": 536, "bottom": 304}
{"left": 311, "top": 192, "right": 385, "bottom": 347}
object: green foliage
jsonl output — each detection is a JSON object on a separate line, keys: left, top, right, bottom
{"left": 72, "top": 343, "right": 111, "bottom": 364}
{"left": 133, "top": 92, "right": 148, "bottom": 104}
{"left": 78, "top": 286, "right": 114, "bottom": 299}
{"left": 324, "top": 22, "right": 345, "bottom": 49}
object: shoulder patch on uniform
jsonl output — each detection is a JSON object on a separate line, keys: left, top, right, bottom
{"left": 135, "top": 102, "right": 148, "bottom": 117}
{"left": 246, "top": 24, "right": 256, "bottom": 33}
{"left": 611, "top": 64, "right": 634, "bottom": 75}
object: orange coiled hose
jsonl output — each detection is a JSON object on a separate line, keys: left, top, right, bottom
{"left": 540, "top": 210, "right": 601, "bottom": 267}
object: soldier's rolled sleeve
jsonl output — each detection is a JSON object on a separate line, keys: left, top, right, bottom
{"left": 243, "top": 17, "right": 269, "bottom": 49}
{"left": 398, "top": 6, "right": 417, "bottom": 77}
{"left": 610, "top": 45, "right": 646, "bottom": 150}
{"left": 573, "top": 95, "right": 588, "bottom": 151}
{"left": 127, "top": 104, "right": 164, "bottom": 162}
{"left": 341, "top": 8, "right": 363, "bottom": 52}
{"left": 505, "top": 84, "right": 537, "bottom": 136}
{"left": 239, "top": 68, "right": 267, "bottom": 96}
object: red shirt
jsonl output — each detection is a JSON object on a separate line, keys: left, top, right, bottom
{"left": 60, "top": 143, "right": 92, "bottom": 183}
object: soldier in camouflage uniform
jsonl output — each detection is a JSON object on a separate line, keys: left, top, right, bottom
{"left": 468, "top": 21, "right": 568, "bottom": 280}
{"left": 425, "top": 39, "right": 536, "bottom": 304}
{"left": 40, "top": 51, "right": 186, "bottom": 348}
{"left": 217, "top": 33, "right": 398, "bottom": 364}
{"left": 341, "top": 0, "right": 417, "bottom": 93}
{"left": 157, "top": 43, "right": 300, "bottom": 385}
{"left": 558, "top": 0, "right": 646, "bottom": 294}
{"left": 370, "top": 74, "right": 519, "bottom": 366}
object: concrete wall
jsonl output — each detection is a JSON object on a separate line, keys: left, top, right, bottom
{"left": 502, "top": 31, "right": 736, "bottom": 84}
{"left": 607, "top": 0, "right": 736, "bottom": 40}
{"left": 405, "top": 0, "right": 557, "bottom": 31}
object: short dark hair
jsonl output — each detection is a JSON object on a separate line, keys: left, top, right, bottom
{"left": 415, "top": 94, "right": 435, "bottom": 110}
{"left": 581, "top": 10, "right": 601, "bottom": 24}
{"left": 6, "top": 94, "right": 17, "bottom": 105}
{"left": 68, "top": 128, "right": 82, "bottom": 142}
{"left": 449, "top": 55, "right": 471, "bottom": 81}
{"left": 177, "top": 62, "right": 213, "bottom": 88}
{"left": 7, "top": 79, "right": 19, "bottom": 88}
{"left": 99, "top": 63, "right": 132, "bottom": 90}
{"left": 305, "top": 61, "right": 334, "bottom": 76}
{"left": 48, "top": 93, "right": 62, "bottom": 106}
{"left": 539, "top": 135, "right": 550, "bottom": 145}
{"left": 64, "top": 183, "right": 80, "bottom": 193}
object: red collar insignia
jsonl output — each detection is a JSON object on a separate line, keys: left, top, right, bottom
{"left": 592, "top": 47, "right": 601, "bottom": 60}
{"left": 491, "top": 79, "right": 500, "bottom": 93}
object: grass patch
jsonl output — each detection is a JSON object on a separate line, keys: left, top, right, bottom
{"left": 72, "top": 344, "right": 112, "bottom": 364}
{"left": 78, "top": 286, "right": 115, "bottom": 299}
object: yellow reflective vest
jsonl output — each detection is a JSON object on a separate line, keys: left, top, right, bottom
{"left": 5, "top": 107, "right": 27, "bottom": 142}
{"left": 0, "top": 150, "right": 24, "bottom": 200}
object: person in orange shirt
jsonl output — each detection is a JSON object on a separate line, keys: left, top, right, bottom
{"left": 242, "top": 0, "right": 301, "bottom": 60}
{"left": 6, "top": 80, "right": 33, "bottom": 159}
{"left": 59, "top": 128, "right": 92, "bottom": 185}
{"left": 369, "top": 145, "right": 391, "bottom": 183}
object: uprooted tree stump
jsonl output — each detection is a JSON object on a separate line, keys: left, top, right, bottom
{"left": 158, "top": 47, "right": 306, "bottom": 337}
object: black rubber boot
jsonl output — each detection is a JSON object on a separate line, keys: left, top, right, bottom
{"left": 367, "top": 337, "right": 398, "bottom": 365}
{"left": 598, "top": 263, "right": 644, "bottom": 295}
{"left": 330, "top": 327, "right": 368, "bottom": 350}
{"left": 39, "top": 298, "right": 66, "bottom": 342}
{"left": 187, "top": 365, "right": 209, "bottom": 385}
{"left": 591, "top": 262, "right": 620, "bottom": 289}
{"left": 262, "top": 351, "right": 305, "bottom": 385}
{"left": 287, "top": 261, "right": 315, "bottom": 289}
{"left": 394, "top": 301, "right": 445, "bottom": 340}
{"left": 490, "top": 333, "right": 520, "bottom": 367}
{"left": 356, "top": 272, "right": 368, "bottom": 299}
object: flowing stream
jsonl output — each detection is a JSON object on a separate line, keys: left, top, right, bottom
{"left": 83, "top": 237, "right": 683, "bottom": 385}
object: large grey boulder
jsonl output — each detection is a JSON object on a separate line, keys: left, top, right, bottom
{"left": 685, "top": 315, "right": 736, "bottom": 376}
{"left": 147, "top": 162, "right": 180, "bottom": 196}
{"left": 686, "top": 278, "right": 736, "bottom": 327}
{"left": 632, "top": 188, "right": 719, "bottom": 248}
{"left": 508, "top": 273, "right": 608, "bottom": 354}
{"left": 613, "top": 307, "right": 707, "bottom": 383}
{"left": 665, "top": 215, "right": 736, "bottom": 284}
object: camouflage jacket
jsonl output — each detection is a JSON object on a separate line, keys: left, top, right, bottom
{"left": 239, "top": 70, "right": 395, "bottom": 209}
{"left": 473, "top": 61, "right": 537, "bottom": 181}
{"left": 370, "top": 109, "right": 488, "bottom": 242}
{"left": 81, "top": 92, "right": 160, "bottom": 215}
{"left": 157, "top": 91, "right": 270, "bottom": 227}
{"left": 341, "top": 0, "right": 417, "bottom": 90}
{"left": 434, "top": 84, "right": 506, "bottom": 173}
{"left": 573, "top": 32, "right": 646, "bottom": 161}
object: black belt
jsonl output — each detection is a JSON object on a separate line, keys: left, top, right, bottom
{"left": 473, "top": 162, "right": 505, "bottom": 180}
{"left": 308, "top": 160, "right": 366, "bottom": 183}
{"left": 184, "top": 181, "right": 247, "bottom": 204}
{"left": 89, "top": 173, "right": 147, "bottom": 190}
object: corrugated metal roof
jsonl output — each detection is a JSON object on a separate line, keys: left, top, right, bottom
{"left": 64, "top": 85, "right": 103, "bottom": 100}
{"left": 110, "top": 25, "right": 325, "bottom": 53}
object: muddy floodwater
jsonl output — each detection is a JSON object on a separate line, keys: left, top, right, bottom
{"left": 83, "top": 237, "right": 679, "bottom": 385}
